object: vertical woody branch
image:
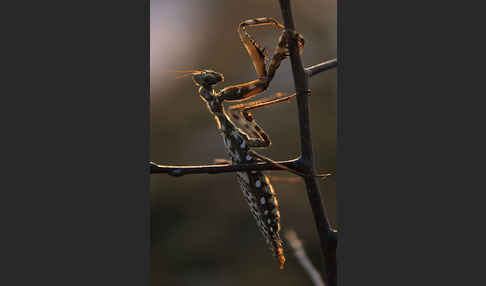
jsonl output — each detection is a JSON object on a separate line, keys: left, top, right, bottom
{"left": 277, "top": 1, "right": 337, "bottom": 285}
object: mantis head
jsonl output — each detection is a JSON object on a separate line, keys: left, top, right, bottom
{"left": 193, "top": 70, "right": 224, "bottom": 86}
{"left": 167, "top": 69, "right": 224, "bottom": 87}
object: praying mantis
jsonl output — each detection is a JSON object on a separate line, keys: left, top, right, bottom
{"left": 169, "top": 17, "right": 306, "bottom": 269}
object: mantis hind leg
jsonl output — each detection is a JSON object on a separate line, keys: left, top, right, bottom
{"left": 227, "top": 105, "right": 270, "bottom": 148}
{"left": 227, "top": 92, "right": 299, "bottom": 148}
{"left": 240, "top": 92, "right": 298, "bottom": 111}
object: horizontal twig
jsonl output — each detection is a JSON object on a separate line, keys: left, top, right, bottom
{"left": 305, "top": 59, "right": 338, "bottom": 78}
{"left": 150, "top": 159, "right": 300, "bottom": 176}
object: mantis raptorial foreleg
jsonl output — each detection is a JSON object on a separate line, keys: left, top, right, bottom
{"left": 220, "top": 18, "right": 304, "bottom": 102}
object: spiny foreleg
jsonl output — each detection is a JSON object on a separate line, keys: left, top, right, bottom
{"left": 238, "top": 17, "right": 285, "bottom": 79}
{"left": 238, "top": 17, "right": 305, "bottom": 84}
{"left": 219, "top": 79, "right": 267, "bottom": 102}
{"left": 220, "top": 18, "right": 304, "bottom": 102}
{"left": 266, "top": 30, "right": 304, "bottom": 83}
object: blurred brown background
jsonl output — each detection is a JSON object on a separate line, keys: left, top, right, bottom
{"left": 150, "top": 0, "right": 336, "bottom": 285}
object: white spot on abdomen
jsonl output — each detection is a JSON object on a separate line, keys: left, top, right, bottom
{"left": 255, "top": 180, "right": 262, "bottom": 188}
{"left": 260, "top": 197, "right": 266, "bottom": 205}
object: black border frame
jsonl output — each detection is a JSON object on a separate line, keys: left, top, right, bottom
{"left": 3, "top": 0, "right": 478, "bottom": 285}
